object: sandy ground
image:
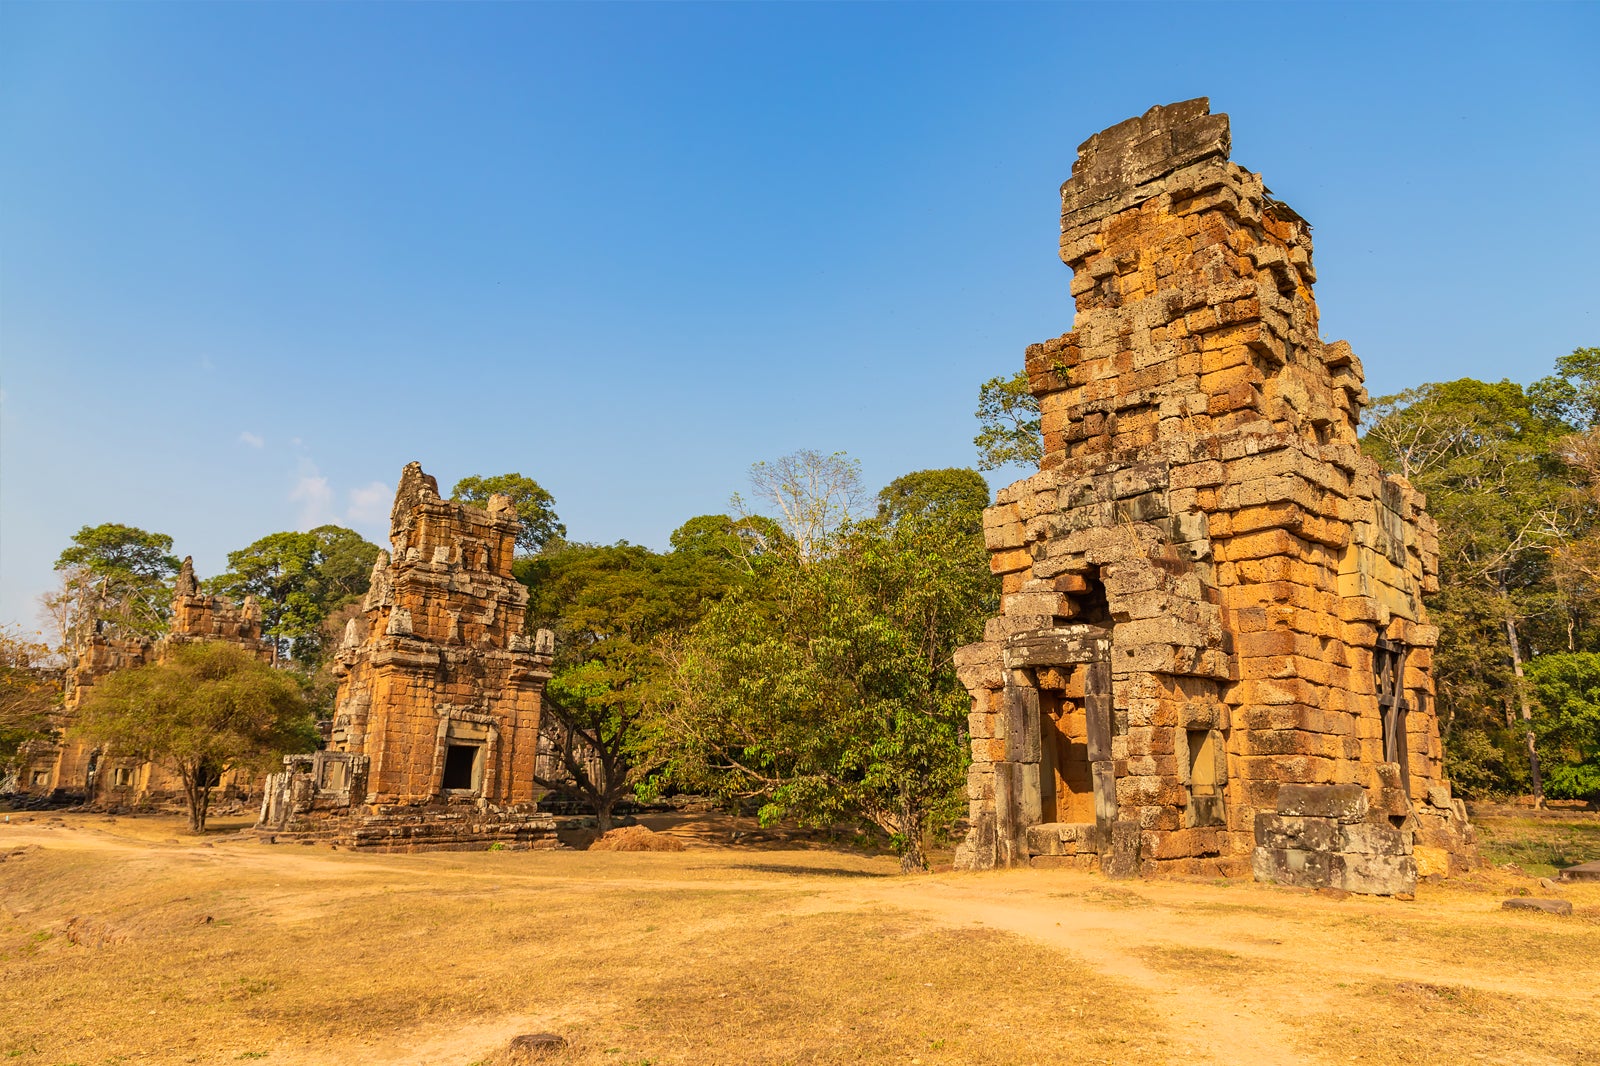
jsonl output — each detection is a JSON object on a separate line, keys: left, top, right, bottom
{"left": 2, "top": 810, "right": 1597, "bottom": 1066}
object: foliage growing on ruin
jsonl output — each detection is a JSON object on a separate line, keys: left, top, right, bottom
{"left": 51, "top": 523, "right": 181, "bottom": 643}
{"left": 664, "top": 496, "right": 997, "bottom": 873}
{"left": 451, "top": 472, "right": 565, "bottom": 555}
{"left": 974, "top": 369, "right": 1042, "bottom": 472}
{"left": 209, "top": 525, "right": 380, "bottom": 665}
{"left": 74, "top": 642, "right": 315, "bottom": 832}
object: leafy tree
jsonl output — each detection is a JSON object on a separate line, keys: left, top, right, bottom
{"left": 518, "top": 538, "right": 739, "bottom": 831}
{"left": 974, "top": 369, "right": 1042, "bottom": 472}
{"left": 210, "top": 526, "right": 380, "bottom": 665}
{"left": 1362, "top": 377, "right": 1573, "bottom": 799}
{"left": 665, "top": 503, "right": 997, "bottom": 872}
{"left": 876, "top": 468, "right": 990, "bottom": 528}
{"left": 734, "top": 450, "right": 865, "bottom": 564}
{"left": 1528, "top": 347, "right": 1600, "bottom": 431}
{"left": 1524, "top": 653, "right": 1600, "bottom": 799}
{"left": 74, "top": 642, "right": 316, "bottom": 832}
{"left": 52, "top": 524, "right": 181, "bottom": 643}
{"left": 668, "top": 513, "right": 790, "bottom": 572}
{"left": 0, "top": 625, "right": 60, "bottom": 771}
{"left": 451, "top": 473, "right": 565, "bottom": 555}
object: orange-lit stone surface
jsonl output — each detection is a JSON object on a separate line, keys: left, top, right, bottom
{"left": 953, "top": 100, "right": 1475, "bottom": 894}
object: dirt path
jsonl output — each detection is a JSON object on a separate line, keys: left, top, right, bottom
{"left": 4, "top": 814, "right": 1596, "bottom": 1066}
{"left": 839, "top": 875, "right": 1302, "bottom": 1064}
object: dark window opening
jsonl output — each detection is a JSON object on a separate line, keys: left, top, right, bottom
{"left": 1067, "top": 570, "right": 1112, "bottom": 626}
{"left": 441, "top": 744, "right": 480, "bottom": 791}
{"left": 1187, "top": 729, "right": 1218, "bottom": 798}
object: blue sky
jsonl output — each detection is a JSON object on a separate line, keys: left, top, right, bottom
{"left": 2, "top": 2, "right": 1597, "bottom": 630}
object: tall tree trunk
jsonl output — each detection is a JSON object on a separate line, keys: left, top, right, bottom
{"left": 898, "top": 798, "right": 928, "bottom": 874}
{"left": 1502, "top": 612, "right": 1544, "bottom": 808}
{"left": 184, "top": 773, "right": 209, "bottom": 834}
{"left": 595, "top": 794, "right": 615, "bottom": 836}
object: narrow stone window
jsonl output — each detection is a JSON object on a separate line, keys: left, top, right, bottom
{"left": 113, "top": 767, "right": 133, "bottom": 787}
{"left": 1375, "top": 636, "right": 1410, "bottom": 794}
{"left": 32, "top": 771, "right": 49, "bottom": 786}
{"left": 441, "top": 744, "right": 480, "bottom": 791}
{"left": 1187, "top": 729, "right": 1217, "bottom": 798}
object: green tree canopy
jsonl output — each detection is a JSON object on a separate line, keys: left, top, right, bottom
{"left": 1524, "top": 652, "right": 1600, "bottom": 799}
{"left": 974, "top": 369, "right": 1042, "bottom": 472}
{"left": 875, "top": 468, "right": 990, "bottom": 528}
{"left": 1362, "top": 375, "right": 1576, "bottom": 799}
{"left": 668, "top": 514, "right": 790, "bottom": 570}
{"left": 210, "top": 526, "right": 381, "bottom": 665}
{"left": 74, "top": 642, "right": 315, "bottom": 832}
{"left": 1529, "top": 346, "right": 1600, "bottom": 431}
{"left": 664, "top": 504, "right": 997, "bottom": 872}
{"left": 451, "top": 473, "right": 565, "bottom": 555}
{"left": 52, "top": 523, "right": 181, "bottom": 642}
{"left": 517, "top": 540, "right": 739, "bottom": 830}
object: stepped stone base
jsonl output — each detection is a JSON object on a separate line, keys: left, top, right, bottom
{"left": 255, "top": 800, "right": 580, "bottom": 852}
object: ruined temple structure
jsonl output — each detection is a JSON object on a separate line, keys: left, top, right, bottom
{"left": 257, "top": 462, "right": 561, "bottom": 850}
{"left": 15, "top": 558, "right": 275, "bottom": 805}
{"left": 952, "top": 100, "right": 1476, "bottom": 896}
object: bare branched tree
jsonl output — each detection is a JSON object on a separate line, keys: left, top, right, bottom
{"left": 733, "top": 449, "right": 865, "bottom": 563}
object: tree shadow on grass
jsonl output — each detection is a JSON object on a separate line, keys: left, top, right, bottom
{"left": 721, "top": 862, "right": 894, "bottom": 878}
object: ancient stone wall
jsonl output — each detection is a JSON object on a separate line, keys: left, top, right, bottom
{"left": 953, "top": 99, "right": 1475, "bottom": 895}
{"left": 257, "top": 462, "right": 560, "bottom": 850}
{"left": 15, "top": 557, "right": 275, "bottom": 805}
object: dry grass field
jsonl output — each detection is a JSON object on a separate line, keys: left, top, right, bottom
{"left": 2, "top": 808, "right": 1597, "bottom": 1066}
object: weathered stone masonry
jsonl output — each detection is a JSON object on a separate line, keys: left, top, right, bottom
{"left": 257, "top": 462, "right": 561, "bottom": 850}
{"left": 952, "top": 100, "right": 1476, "bottom": 895}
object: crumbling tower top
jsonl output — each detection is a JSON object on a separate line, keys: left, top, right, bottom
{"left": 1030, "top": 98, "right": 1367, "bottom": 472}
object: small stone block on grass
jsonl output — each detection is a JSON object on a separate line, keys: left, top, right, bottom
{"left": 1501, "top": 898, "right": 1573, "bottom": 916}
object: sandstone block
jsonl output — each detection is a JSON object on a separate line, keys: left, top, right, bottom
{"left": 1254, "top": 813, "right": 1336, "bottom": 852}
{"left": 1334, "top": 853, "right": 1416, "bottom": 896}
{"left": 1252, "top": 845, "right": 1332, "bottom": 889}
{"left": 1275, "top": 783, "right": 1367, "bottom": 822}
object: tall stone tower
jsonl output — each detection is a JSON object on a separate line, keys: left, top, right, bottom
{"left": 257, "top": 462, "right": 558, "bottom": 849}
{"left": 953, "top": 100, "right": 1476, "bottom": 894}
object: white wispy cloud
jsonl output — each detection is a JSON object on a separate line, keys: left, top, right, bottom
{"left": 238, "top": 431, "right": 265, "bottom": 449}
{"left": 346, "top": 481, "right": 392, "bottom": 525}
{"left": 289, "top": 460, "right": 335, "bottom": 528}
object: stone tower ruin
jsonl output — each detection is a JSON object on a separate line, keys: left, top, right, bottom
{"left": 14, "top": 557, "right": 275, "bottom": 805}
{"left": 952, "top": 99, "right": 1476, "bottom": 895}
{"left": 257, "top": 462, "right": 560, "bottom": 849}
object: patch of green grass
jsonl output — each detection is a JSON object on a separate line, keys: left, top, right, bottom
{"left": 1474, "top": 814, "right": 1600, "bottom": 877}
